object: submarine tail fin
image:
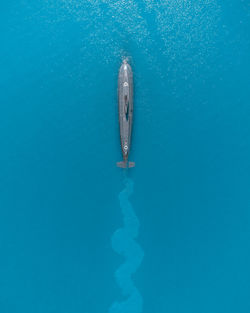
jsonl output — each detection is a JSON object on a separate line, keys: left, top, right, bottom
{"left": 116, "top": 161, "right": 127, "bottom": 168}
{"left": 116, "top": 161, "right": 135, "bottom": 168}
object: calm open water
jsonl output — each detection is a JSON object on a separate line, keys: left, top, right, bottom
{"left": 0, "top": 1, "right": 250, "bottom": 312}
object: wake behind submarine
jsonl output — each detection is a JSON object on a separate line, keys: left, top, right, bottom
{"left": 117, "top": 60, "right": 135, "bottom": 168}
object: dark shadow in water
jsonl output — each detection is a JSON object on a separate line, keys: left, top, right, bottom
{"left": 109, "top": 175, "right": 144, "bottom": 313}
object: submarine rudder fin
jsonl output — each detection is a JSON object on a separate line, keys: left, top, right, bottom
{"left": 128, "top": 162, "right": 135, "bottom": 168}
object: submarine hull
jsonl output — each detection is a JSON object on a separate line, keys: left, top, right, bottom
{"left": 117, "top": 60, "right": 135, "bottom": 168}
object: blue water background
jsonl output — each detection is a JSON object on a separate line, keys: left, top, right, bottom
{"left": 0, "top": 0, "right": 250, "bottom": 312}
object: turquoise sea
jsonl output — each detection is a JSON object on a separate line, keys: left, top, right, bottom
{"left": 0, "top": 1, "right": 250, "bottom": 312}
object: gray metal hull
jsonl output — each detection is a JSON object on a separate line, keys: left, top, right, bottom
{"left": 118, "top": 60, "right": 133, "bottom": 165}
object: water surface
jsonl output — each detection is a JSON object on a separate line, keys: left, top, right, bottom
{"left": 0, "top": 1, "right": 250, "bottom": 312}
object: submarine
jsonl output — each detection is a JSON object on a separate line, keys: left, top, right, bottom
{"left": 116, "top": 60, "right": 135, "bottom": 168}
